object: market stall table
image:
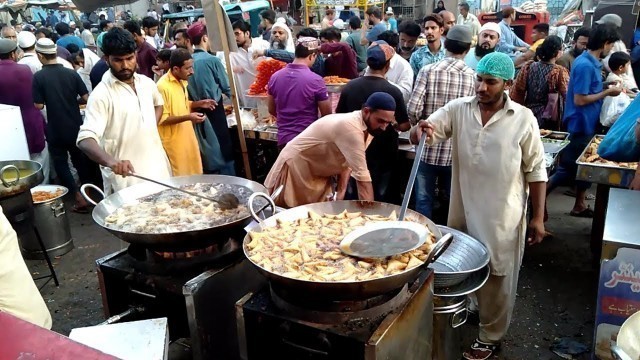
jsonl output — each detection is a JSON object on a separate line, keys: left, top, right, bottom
{"left": 0, "top": 311, "right": 118, "bottom": 359}
{"left": 576, "top": 135, "right": 638, "bottom": 260}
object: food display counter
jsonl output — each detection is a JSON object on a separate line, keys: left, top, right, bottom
{"left": 593, "top": 188, "right": 640, "bottom": 359}
{"left": 576, "top": 135, "right": 638, "bottom": 259}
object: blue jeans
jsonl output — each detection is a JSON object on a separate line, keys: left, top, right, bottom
{"left": 414, "top": 162, "right": 451, "bottom": 219}
{"left": 548, "top": 134, "right": 592, "bottom": 192}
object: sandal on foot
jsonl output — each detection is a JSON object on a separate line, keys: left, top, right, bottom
{"left": 569, "top": 207, "right": 594, "bottom": 218}
{"left": 463, "top": 339, "right": 500, "bottom": 360}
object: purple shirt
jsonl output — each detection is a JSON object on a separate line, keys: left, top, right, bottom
{"left": 267, "top": 63, "right": 329, "bottom": 145}
{"left": 0, "top": 60, "right": 45, "bottom": 154}
{"left": 136, "top": 40, "right": 158, "bottom": 79}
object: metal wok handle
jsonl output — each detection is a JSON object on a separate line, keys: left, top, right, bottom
{"left": 0, "top": 165, "right": 20, "bottom": 187}
{"left": 424, "top": 233, "right": 453, "bottom": 265}
{"left": 248, "top": 192, "right": 276, "bottom": 225}
{"left": 80, "top": 183, "right": 105, "bottom": 206}
{"left": 611, "top": 345, "right": 634, "bottom": 360}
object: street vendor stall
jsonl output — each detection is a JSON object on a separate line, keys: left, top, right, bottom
{"left": 576, "top": 135, "right": 638, "bottom": 260}
{"left": 592, "top": 188, "right": 640, "bottom": 360}
{"left": 303, "top": 0, "right": 385, "bottom": 27}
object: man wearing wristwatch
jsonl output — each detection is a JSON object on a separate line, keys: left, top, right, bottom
{"left": 335, "top": 40, "right": 411, "bottom": 203}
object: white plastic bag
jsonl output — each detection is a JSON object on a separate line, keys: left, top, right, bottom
{"left": 600, "top": 92, "right": 631, "bottom": 127}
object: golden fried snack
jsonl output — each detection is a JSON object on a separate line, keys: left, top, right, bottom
{"left": 580, "top": 138, "right": 638, "bottom": 169}
{"left": 324, "top": 76, "right": 350, "bottom": 85}
{"left": 32, "top": 189, "right": 65, "bottom": 202}
{"left": 246, "top": 210, "right": 436, "bottom": 282}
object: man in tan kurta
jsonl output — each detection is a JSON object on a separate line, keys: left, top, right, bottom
{"left": 0, "top": 207, "right": 52, "bottom": 329}
{"left": 265, "top": 92, "right": 397, "bottom": 208}
{"left": 410, "top": 52, "right": 546, "bottom": 360}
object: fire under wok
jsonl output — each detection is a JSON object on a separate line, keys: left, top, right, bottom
{"left": 83, "top": 175, "right": 268, "bottom": 251}
{"left": 243, "top": 199, "right": 451, "bottom": 300}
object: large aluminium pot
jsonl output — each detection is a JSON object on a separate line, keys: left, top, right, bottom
{"left": 20, "top": 185, "right": 73, "bottom": 260}
{"left": 0, "top": 160, "right": 44, "bottom": 199}
{"left": 82, "top": 175, "right": 268, "bottom": 251}
{"left": 242, "top": 198, "right": 452, "bottom": 300}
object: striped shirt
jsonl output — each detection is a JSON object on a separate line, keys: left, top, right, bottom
{"left": 407, "top": 57, "right": 475, "bottom": 166}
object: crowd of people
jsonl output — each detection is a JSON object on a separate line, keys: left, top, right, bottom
{"left": 1, "top": 3, "right": 640, "bottom": 359}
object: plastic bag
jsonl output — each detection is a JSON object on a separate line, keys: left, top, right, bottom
{"left": 600, "top": 92, "right": 631, "bottom": 127}
{"left": 597, "top": 95, "right": 640, "bottom": 162}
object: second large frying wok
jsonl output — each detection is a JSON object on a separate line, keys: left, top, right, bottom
{"left": 243, "top": 200, "right": 450, "bottom": 300}
{"left": 85, "top": 175, "right": 267, "bottom": 250}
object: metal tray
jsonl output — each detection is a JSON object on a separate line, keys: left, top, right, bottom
{"left": 542, "top": 138, "right": 570, "bottom": 154}
{"left": 541, "top": 131, "right": 569, "bottom": 140}
{"left": 244, "top": 127, "right": 277, "bottom": 142}
{"left": 433, "top": 265, "right": 490, "bottom": 297}
{"left": 575, "top": 135, "right": 637, "bottom": 187}
{"left": 326, "top": 83, "right": 347, "bottom": 93}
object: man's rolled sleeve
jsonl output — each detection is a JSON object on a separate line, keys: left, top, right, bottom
{"left": 425, "top": 104, "right": 454, "bottom": 146}
{"left": 521, "top": 115, "right": 548, "bottom": 183}
{"left": 77, "top": 91, "right": 108, "bottom": 145}
{"left": 335, "top": 121, "right": 371, "bottom": 182}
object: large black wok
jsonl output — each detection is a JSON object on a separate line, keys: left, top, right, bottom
{"left": 243, "top": 198, "right": 451, "bottom": 300}
{"left": 82, "top": 175, "right": 267, "bottom": 251}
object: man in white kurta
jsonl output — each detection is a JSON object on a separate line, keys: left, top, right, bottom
{"left": 230, "top": 20, "right": 269, "bottom": 108}
{"left": 410, "top": 52, "right": 546, "bottom": 360}
{"left": 77, "top": 28, "right": 171, "bottom": 194}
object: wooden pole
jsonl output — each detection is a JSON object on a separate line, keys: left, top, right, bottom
{"left": 209, "top": 0, "right": 253, "bottom": 180}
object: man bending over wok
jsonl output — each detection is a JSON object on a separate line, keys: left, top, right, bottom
{"left": 264, "top": 92, "right": 396, "bottom": 208}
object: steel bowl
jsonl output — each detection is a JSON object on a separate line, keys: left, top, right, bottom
{"left": 430, "top": 226, "right": 490, "bottom": 288}
{"left": 0, "top": 160, "right": 44, "bottom": 198}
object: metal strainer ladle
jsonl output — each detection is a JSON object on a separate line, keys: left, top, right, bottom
{"left": 129, "top": 173, "right": 240, "bottom": 210}
{"left": 341, "top": 132, "right": 430, "bottom": 258}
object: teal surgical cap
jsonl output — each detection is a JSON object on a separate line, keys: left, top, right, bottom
{"left": 476, "top": 52, "right": 515, "bottom": 81}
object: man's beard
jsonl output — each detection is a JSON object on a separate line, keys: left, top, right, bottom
{"left": 571, "top": 47, "right": 584, "bottom": 58}
{"left": 110, "top": 66, "right": 134, "bottom": 81}
{"left": 364, "top": 115, "right": 386, "bottom": 137}
{"left": 475, "top": 43, "right": 495, "bottom": 58}
{"left": 270, "top": 38, "right": 286, "bottom": 50}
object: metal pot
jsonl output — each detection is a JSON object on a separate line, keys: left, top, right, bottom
{"left": 0, "top": 160, "right": 44, "bottom": 198}
{"left": 242, "top": 195, "right": 453, "bottom": 300}
{"left": 433, "top": 294, "right": 468, "bottom": 360}
{"left": 20, "top": 185, "right": 73, "bottom": 260}
{"left": 81, "top": 175, "right": 268, "bottom": 251}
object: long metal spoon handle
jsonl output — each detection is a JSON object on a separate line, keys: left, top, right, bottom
{"left": 399, "top": 132, "right": 427, "bottom": 220}
{"left": 129, "top": 173, "right": 219, "bottom": 204}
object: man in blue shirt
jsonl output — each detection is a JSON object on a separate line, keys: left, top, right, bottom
{"left": 496, "top": 7, "right": 528, "bottom": 58}
{"left": 55, "top": 22, "right": 85, "bottom": 51}
{"left": 547, "top": 24, "right": 621, "bottom": 218}
{"left": 362, "top": 6, "right": 387, "bottom": 45}
{"left": 409, "top": 13, "right": 446, "bottom": 75}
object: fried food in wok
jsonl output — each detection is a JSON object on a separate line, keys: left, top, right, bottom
{"left": 104, "top": 183, "right": 253, "bottom": 233}
{"left": 246, "top": 210, "right": 436, "bottom": 282}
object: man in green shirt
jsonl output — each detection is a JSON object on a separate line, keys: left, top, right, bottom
{"left": 346, "top": 16, "right": 367, "bottom": 73}
{"left": 185, "top": 22, "right": 234, "bottom": 175}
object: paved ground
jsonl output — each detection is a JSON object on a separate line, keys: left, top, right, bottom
{"left": 24, "top": 187, "right": 597, "bottom": 359}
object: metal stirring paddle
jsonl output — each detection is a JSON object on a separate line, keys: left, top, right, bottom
{"left": 341, "top": 132, "right": 429, "bottom": 258}
{"left": 129, "top": 173, "right": 240, "bottom": 210}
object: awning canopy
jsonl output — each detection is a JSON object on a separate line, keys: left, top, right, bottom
{"left": 0, "top": 0, "right": 72, "bottom": 11}
{"left": 72, "top": 0, "right": 136, "bottom": 12}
